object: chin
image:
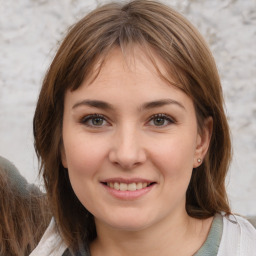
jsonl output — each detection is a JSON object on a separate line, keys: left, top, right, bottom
{"left": 101, "top": 213, "right": 155, "bottom": 232}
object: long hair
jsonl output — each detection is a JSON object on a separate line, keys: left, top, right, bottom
{"left": 0, "top": 156, "right": 51, "bottom": 256}
{"left": 33, "top": 0, "right": 231, "bottom": 251}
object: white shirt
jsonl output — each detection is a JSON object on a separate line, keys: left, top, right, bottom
{"left": 29, "top": 218, "right": 67, "bottom": 256}
{"left": 218, "top": 214, "right": 256, "bottom": 256}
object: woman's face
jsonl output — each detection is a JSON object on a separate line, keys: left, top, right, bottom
{"left": 61, "top": 47, "right": 211, "bottom": 232}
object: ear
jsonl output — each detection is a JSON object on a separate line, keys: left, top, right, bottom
{"left": 193, "top": 117, "right": 213, "bottom": 168}
{"left": 60, "top": 144, "right": 68, "bottom": 168}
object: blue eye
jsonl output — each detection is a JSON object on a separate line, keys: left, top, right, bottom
{"left": 148, "top": 114, "right": 174, "bottom": 127}
{"left": 81, "top": 114, "right": 108, "bottom": 127}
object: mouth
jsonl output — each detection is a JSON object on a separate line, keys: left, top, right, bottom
{"left": 101, "top": 181, "right": 156, "bottom": 191}
{"left": 100, "top": 179, "right": 156, "bottom": 200}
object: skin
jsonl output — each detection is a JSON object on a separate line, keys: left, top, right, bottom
{"left": 61, "top": 47, "right": 213, "bottom": 256}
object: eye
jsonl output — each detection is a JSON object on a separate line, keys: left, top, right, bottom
{"left": 147, "top": 114, "right": 175, "bottom": 127}
{"left": 81, "top": 114, "right": 109, "bottom": 127}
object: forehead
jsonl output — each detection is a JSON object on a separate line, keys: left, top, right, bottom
{"left": 77, "top": 45, "right": 182, "bottom": 92}
{"left": 64, "top": 46, "right": 194, "bottom": 114}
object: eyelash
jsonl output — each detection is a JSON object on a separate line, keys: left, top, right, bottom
{"left": 147, "top": 113, "right": 175, "bottom": 127}
{"left": 80, "top": 113, "right": 175, "bottom": 128}
{"left": 80, "top": 114, "right": 109, "bottom": 128}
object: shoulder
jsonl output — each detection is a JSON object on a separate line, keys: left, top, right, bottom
{"left": 217, "top": 213, "right": 256, "bottom": 256}
{"left": 29, "top": 218, "right": 67, "bottom": 256}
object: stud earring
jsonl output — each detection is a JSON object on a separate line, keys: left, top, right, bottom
{"left": 197, "top": 158, "right": 202, "bottom": 163}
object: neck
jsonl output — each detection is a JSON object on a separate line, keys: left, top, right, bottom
{"left": 90, "top": 210, "right": 213, "bottom": 256}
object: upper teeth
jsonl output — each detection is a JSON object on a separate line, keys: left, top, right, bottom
{"left": 107, "top": 182, "right": 150, "bottom": 191}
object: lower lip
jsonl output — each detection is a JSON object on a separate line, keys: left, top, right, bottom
{"left": 102, "top": 183, "right": 155, "bottom": 200}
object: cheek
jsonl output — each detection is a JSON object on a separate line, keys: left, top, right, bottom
{"left": 63, "top": 130, "right": 109, "bottom": 174}
{"left": 65, "top": 142, "right": 105, "bottom": 178}
{"left": 151, "top": 137, "right": 196, "bottom": 200}
{"left": 150, "top": 134, "right": 196, "bottom": 174}
{"left": 63, "top": 138, "right": 107, "bottom": 210}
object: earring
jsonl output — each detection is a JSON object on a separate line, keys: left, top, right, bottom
{"left": 197, "top": 158, "right": 202, "bottom": 163}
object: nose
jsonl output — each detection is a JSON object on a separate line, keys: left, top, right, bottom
{"left": 108, "top": 125, "right": 147, "bottom": 169}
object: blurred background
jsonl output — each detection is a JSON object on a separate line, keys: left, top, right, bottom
{"left": 0, "top": 0, "right": 255, "bottom": 215}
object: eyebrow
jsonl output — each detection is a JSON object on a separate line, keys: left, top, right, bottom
{"left": 72, "top": 98, "right": 185, "bottom": 111}
{"left": 72, "top": 100, "right": 114, "bottom": 110}
{"left": 141, "top": 99, "right": 185, "bottom": 111}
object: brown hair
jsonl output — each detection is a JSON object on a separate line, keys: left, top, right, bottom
{"left": 33, "top": 0, "right": 231, "bottom": 251}
{"left": 0, "top": 156, "right": 51, "bottom": 256}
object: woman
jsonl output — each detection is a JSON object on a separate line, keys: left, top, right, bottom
{"left": 0, "top": 156, "right": 50, "bottom": 256}
{"left": 31, "top": 0, "right": 256, "bottom": 255}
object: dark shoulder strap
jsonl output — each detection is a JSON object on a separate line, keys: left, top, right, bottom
{"left": 62, "top": 248, "right": 90, "bottom": 256}
{"left": 62, "top": 248, "right": 72, "bottom": 256}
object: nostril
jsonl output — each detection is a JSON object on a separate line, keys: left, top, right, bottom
{"left": 108, "top": 145, "right": 147, "bottom": 169}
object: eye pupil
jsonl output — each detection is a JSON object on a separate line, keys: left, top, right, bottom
{"left": 92, "top": 117, "right": 103, "bottom": 126}
{"left": 154, "top": 117, "right": 165, "bottom": 126}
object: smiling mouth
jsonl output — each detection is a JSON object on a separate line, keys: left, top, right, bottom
{"left": 102, "top": 182, "right": 156, "bottom": 191}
